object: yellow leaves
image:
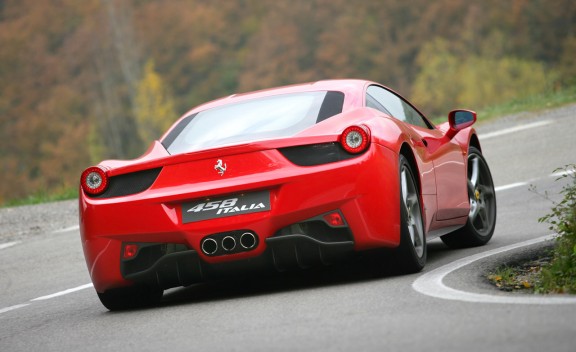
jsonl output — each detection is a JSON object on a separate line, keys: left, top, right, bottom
{"left": 411, "top": 37, "right": 555, "bottom": 116}
{"left": 488, "top": 274, "right": 504, "bottom": 288}
{"left": 135, "top": 59, "right": 177, "bottom": 143}
{"left": 488, "top": 261, "right": 547, "bottom": 291}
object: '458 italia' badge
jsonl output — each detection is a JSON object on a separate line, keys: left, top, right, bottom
{"left": 182, "top": 191, "right": 271, "bottom": 223}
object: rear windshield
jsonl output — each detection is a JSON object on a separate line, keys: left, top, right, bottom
{"left": 163, "top": 91, "right": 344, "bottom": 154}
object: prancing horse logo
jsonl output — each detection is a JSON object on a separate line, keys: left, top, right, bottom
{"left": 214, "top": 159, "right": 227, "bottom": 176}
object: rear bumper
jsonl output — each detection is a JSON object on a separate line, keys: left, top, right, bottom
{"left": 80, "top": 144, "right": 400, "bottom": 292}
{"left": 122, "top": 235, "right": 355, "bottom": 290}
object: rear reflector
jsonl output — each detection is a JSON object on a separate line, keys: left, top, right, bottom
{"left": 323, "top": 211, "right": 345, "bottom": 227}
{"left": 123, "top": 244, "right": 139, "bottom": 259}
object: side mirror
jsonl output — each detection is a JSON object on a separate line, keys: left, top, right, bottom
{"left": 445, "top": 109, "right": 476, "bottom": 139}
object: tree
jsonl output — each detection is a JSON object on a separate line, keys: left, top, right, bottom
{"left": 412, "top": 38, "right": 553, "bottom": 116}
{"left": 135, "top": 59, "right": 177, "bottom": 144}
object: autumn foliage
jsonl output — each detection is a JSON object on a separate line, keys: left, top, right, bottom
{"left": 0, "top": 0, "right": 575, "bottom": 203}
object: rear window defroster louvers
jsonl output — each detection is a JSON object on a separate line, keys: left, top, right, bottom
{"left": 90, "top": 168, "right": 162, "bottom": 199}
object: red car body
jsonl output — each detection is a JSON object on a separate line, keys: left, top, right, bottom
{"left": 80, "top": 79, "right": 496, "bottom": 309}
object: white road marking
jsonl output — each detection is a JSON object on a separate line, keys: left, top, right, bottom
{"left": 31, "top": 283, "right": 93, "bottom": 301}
{"left": 493, "top": 167, "right": 574, "bottom": 193}
{"left": 0, "top": 283, "right": 93, "bottom": 316}
{"left": 52, "top": 225, "right": 80, "bottom": 234}
{"left": 0, "top": 304, "right": 30, "bottom": 314}
{"left": 494, "top": 182, "right": 527, "bottom": 192}
{"left": 0, "top": 241, "right": 20, "bottom": 250}
{"left": 478, "top": 120, "right": 553, "bottom": 140}
{"left": 413, "top": 235, "right": 576, "bottom": 304}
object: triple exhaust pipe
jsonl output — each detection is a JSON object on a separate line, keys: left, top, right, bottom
{"left": 201, "top": 231, "right": 258, "bottom": 256}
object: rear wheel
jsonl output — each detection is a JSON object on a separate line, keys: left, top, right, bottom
{"left": 97, "top": 284, "right": 163, "bottom": 311}
{"left": 441, "top": 146, "right": 496, "bottom": 248}
{"left": 395, "top": 155, "right": 427, "bottom": 273}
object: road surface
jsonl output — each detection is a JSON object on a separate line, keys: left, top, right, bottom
{"left": 1, "top": 105, "right": 576, "bottom": 351}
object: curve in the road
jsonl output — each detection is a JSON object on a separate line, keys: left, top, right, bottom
{"left": 412, "top": 234, "right": 576, "bottom": 304}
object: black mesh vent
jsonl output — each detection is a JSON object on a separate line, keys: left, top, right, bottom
{"left": 90, "top": 168, "right": 162, "bottom": 199}
{"left": 121, "top": 243, "right": 189, "bottom": 277}
{"left": 279, "top": 143, "right": 359, "bottom": 166}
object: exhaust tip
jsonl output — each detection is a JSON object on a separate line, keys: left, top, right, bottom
{"left": 222, "top": 236, "right": 236, "bottom": 251}
{"left": 240, "top": 232, "right": 257, "bottom": 249}
{"left": 201, "top": 238, "right": 218, "bottom": 255}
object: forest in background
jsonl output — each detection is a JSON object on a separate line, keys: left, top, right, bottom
{"left": 0, "top": 0, "right": 575, "bottom": 203}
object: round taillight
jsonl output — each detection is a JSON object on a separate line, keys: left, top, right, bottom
{"left": 80, "top": 166, "right": 109, "bottom": 196}
{"left": 340, "top": 125, "right": 370, "bottom": 154}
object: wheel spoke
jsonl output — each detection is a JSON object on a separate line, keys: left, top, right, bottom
{"left": 478, "top": 205, "right": 489, "bottom": 229}
{"left": 408, "top": 223, "right": 415, "bottom": 244}
{"left": 407, "top": 193, "right": 418, "bottom": 209}
{"left": 401, "top": 169, "right": 409, "bottom": 206}
{"left": 469, "top": 200, "right": 479, "bottom": 221}
{"left": 467, "top": 179, "right": 475, "bottom": 193}
{"left": 469, "top": 157, "right": 479, "bottom": 188}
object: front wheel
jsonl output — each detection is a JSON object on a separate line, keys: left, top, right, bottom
{"left": 441, "top": 146, "right": 497, "bottom": 248}
{"left": 97, "top": 284, "right": 163, "bottom": 311}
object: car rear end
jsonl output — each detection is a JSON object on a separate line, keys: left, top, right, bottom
{"left": 80, "top": 87, "right": 401, "bottom": 293}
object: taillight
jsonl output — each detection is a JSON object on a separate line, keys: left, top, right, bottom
{"left": 340, "top": 125, "right": 370, "bottom": 154}
{"left": 80, "top": 166, "right": 109, "bottom": 196}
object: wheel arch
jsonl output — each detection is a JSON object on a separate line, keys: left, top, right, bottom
{"left": 469, "top": 133, "right": 481, "bottom": 153}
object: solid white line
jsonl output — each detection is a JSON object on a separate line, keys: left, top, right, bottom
{"left": 413, "top": 235, "right": 576, "bottom": 304}
{"left": 31, "top": 283, "right": 93, "bottom": 301}
{"left": 52, "top": 225, "right": 80, "bottom": 234}
{"left": 494, "top": 182, "right": 527, "bottom": 192}
{"left": 0, "top": 304, "right": 30, "bottom": 315}
{"left": 478, "top": 120, "right": 553, "bottom": 140}
{"left": 0, "top": 241, "right": 20, "bottom": 250}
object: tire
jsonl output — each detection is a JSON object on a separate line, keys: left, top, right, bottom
{"left": 395, "top": 155, "right": 427, "bottom": 273}
{"left": 97, "top": 284, "right": 163, "bottom": 311}
{"left": 441, "top": 146, "right": 497, "bottom": 248}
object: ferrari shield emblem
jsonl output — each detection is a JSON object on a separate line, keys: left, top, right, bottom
{"left": 215, "top": 159, "right": 227, "bottom": 176}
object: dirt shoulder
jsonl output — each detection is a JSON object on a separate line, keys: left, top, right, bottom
{"left": 0, "top": 199, "right": 78, "bottom": 242}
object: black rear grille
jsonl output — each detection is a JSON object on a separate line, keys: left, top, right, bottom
{"left": 279, "top": 143, "right": 359, "bottom": 166}
{"left": 91, "top": 168, "right": 162, "bottom": 199}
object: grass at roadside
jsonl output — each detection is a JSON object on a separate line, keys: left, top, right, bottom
{"left": 488, "top": 252, "right": 552, "bottom": 292}
{"left": 477, "top": 84, "right": 576, "bottom": 122}
{"left": 431, "top": 84, "right": 576, "bottom": 124}
{"left": 2, "top": 187, "right": 77, "bottom": 207}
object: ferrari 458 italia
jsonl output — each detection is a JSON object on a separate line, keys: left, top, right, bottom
{"left": 79, "top": 79, "right": 496, "bottom": 310}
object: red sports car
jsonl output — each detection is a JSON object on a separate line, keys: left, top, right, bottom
{"left": 79, "top": 79, "right": 496, "bottom": 310}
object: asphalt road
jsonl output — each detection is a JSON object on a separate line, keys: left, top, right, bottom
{"left": 1, "top": 105, "right": 576, "bottom": 352}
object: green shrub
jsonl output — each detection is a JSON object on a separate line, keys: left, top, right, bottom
{"left": 537, "top": 165, "right": 576, "bottom": 293}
